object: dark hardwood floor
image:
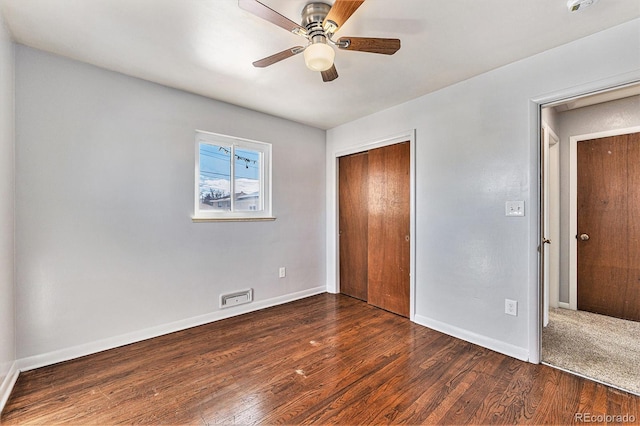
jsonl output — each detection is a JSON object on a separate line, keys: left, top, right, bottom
{"left": 2, "top": 294, "right": 639, "bottom": 424}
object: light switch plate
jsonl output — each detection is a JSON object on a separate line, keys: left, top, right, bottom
{"left": 505, "top": 201, "right": 525, "bottom": 217}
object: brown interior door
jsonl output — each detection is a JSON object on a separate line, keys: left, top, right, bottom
{"left": 367, "top": 142, "right": 411, "bottom": 317}
{"left": 627, "top": 135, "right": 640, "bottom": 321}
{"left": 338, "top": 142, "right": 411, "bottom": 317}
{"left": 339, "top": 152, "right": 369, "bottom": 301}
{"left": 577, "top": 132, "right": 640, "bottom": 321}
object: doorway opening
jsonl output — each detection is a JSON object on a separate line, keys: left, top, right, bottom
{"left": 539, "top": 83, "right": 640, "bottom": 395}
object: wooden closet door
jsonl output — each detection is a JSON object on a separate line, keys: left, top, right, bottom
{"left": 367, "top": 142, "right": 410, "bottom": 317}
{"left": 339, "top": 152, "right": 369, "bottom": 301}
{"left": 577, "top": 132, "right": 640, "bottom": 321}
{"left": 627, "top": 133, "right": 640, "bottom": 321}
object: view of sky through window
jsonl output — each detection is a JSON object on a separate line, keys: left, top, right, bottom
{"left": 199, "top": 143, "right": 261, "bottom": 212}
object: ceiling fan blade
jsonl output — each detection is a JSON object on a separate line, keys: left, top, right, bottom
{"left": 337, "top": 37, "right": 401, "bottom": 55}
{"left": 323, "top": 0, "right": 365, "bottom": 33}
{"left": 253, "top": 46, "right": 305, "bottom": 68}
{"left": 321, "top": 65, "right": 339, "bottom": 82}
{"left": 239, "top": 0, "right": 307, "bottom": 37}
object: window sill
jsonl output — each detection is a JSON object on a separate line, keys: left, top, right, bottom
{"left": 192, "top": 217, "right": 277, "bottom": 223}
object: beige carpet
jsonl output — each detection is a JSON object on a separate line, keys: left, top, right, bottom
{"left": 542, "top": 307, "right": 640, "bottom": 395}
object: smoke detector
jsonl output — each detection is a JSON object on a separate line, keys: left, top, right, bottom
{"left": 567, "top": 0, "right": 599, "bottom": 12}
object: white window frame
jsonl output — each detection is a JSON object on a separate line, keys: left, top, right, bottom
{"left": 193, "top": 130, "right": 273, "bottom": 222}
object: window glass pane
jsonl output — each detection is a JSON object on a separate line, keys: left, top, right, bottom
{"left": 194, "top": 131, "right": 271, "bottom": 219}
{"left": 199, "top": 143, "right": 231, "bottom": 212}
{"left": 234, "top": 147, "right": 261, "bottom": 212}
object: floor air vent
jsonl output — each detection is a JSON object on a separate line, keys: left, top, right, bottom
{"left": 220, "top": 289, "right": 253, "bottom": 308}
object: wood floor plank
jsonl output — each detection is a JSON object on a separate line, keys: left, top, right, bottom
{"left": 576, "top": 380, "right": 608, "bottom": 419}
{"left": 2, "top": 294, "right": 639, "bottom": 425}
{"left": 433, "top": 350, "right": 511, "bottom": 424}
{"left": 526, "top": 365, "right": 565, "bottom": 425}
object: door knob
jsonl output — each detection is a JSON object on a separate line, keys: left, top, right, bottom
{"left": 579, "top": 233, "right": 590, "bottom": 241}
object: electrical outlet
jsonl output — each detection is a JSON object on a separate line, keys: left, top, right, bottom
{"left": 279, "top": 267, "right": 286, "bottom": 278}
{"left": 505, "top": 201, "right": 525, "bottom": 217}
{"left": 505, "top": 299, "right": 518, "bottom": 316}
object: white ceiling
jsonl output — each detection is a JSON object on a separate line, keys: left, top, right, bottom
{"left": 1, "top": 0, "right": 639, "bottom": 129}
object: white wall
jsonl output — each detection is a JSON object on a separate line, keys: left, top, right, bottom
{"left": 556, "top": 95, "right": 640, "bottom": 304}
{"left": 327, "top": 19, "right": 640, "bottom": 361}
{"left": 0, "top": 13, "right": 16, "bottom": 406}
{"left": 542, "top": 107, "right": 560, "bottom": 134}
{"left": 15, "top": 46, "right": 326, "bottom": 362}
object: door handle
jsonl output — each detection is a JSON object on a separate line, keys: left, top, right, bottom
{"left": 579, "top": 233, "right": 590, "bottom": 241}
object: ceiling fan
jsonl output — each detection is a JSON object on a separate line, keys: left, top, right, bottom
{"left": 238, "top": 0, "right": 401, "bottom": 82}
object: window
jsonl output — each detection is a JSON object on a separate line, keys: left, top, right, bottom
{"left": 194, "top": 131, "right": 272, "bottom": 221}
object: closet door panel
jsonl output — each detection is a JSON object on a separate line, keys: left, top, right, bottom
{"left": 339, "top": 152, "right": 369, "bottom": 301}
{"left": 367, "top": 142, "right": 410, "bottom": 317}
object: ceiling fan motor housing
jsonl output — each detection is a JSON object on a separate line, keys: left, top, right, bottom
{"left": 301, "top": 2, "right": 335, "bottom": 72}
{"left": 302, "top": 2, "right": 331, "bottom": 44}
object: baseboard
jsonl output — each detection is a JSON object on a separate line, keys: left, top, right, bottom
{"left": 557, "top": 302, "right": 571, "bottom": 310}
{"left": 0, "top": 362, "right": 20, "bottom": 413}
{"left": 17, "top": 286, "right": 326, "bottom": 372}
{"left": 413, "top": 314, "right": 529, "bottom": 362}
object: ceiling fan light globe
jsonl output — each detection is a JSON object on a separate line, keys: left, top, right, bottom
{"left": 304, "top": 43, "right": 335, "bottom": 72}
